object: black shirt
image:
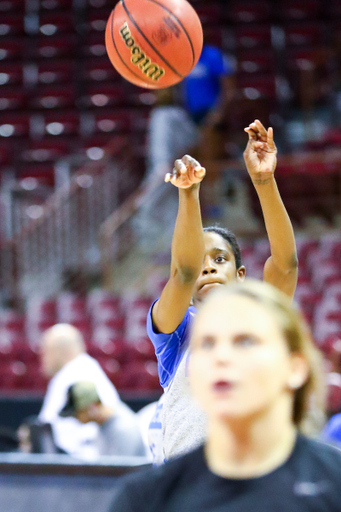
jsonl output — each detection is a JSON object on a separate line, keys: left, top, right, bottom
{"left": 110, "top": 435, "right": 341, "bottom": 511}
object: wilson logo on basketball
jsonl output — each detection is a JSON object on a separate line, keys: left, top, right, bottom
{"left": 119, "top": 22, "right": 165, "bottom": 82}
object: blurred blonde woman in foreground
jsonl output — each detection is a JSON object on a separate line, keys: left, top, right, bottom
{"left": 111, "top": 280, "right": 341, "bottom": 512}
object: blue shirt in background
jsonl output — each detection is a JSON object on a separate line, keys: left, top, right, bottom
{"left": 323, "top": 413, "right": 341, "bottom": 445}
{"left": 182, "top": 45, "right": 235, "bottom": 120}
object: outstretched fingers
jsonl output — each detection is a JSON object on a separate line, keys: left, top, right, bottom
{"left": 266, "top": 127, "right": 276, "bottom": 151}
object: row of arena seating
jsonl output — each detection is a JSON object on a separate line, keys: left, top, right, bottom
{"left": 1, "top": 0, "right": 341, "bottom": 20}
{"left": 0, "top": 290, "right": 160, "bottom": 392}
{"left": 1, "top": 234, "right": 341, "bottom": 393}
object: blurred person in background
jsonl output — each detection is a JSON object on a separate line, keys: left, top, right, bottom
{"left": 136, "top": 44, "right": 236, "bottom": 251}
{"left": 147, "top": 120, "right": 298, "bottom": 464}
{"left": 110, "top": 280, "right": 336, "bottom": 512}
{"left": 38, "top": 323, "right": 138, "bottom": 459}
{"left": 59, "top": 381, "right": 146, "bottom": 457}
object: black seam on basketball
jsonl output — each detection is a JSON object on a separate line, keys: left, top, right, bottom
{"left": 121, "top": 0, "right": 185, "bottom": 78}
{"left": 145, "top": 0, "right": 196, "bottom": 67}
{"left": 110, "top": 11, "right": 147, "bottom": 85}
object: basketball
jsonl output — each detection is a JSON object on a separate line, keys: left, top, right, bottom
{"left": 105, "top": 0, "right": 203, "bottom": 89}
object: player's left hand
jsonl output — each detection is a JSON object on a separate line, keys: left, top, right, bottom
{"left": 243, "top": 119, "right": 277, "bottom": 185}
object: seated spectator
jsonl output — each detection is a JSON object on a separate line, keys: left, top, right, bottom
{"left": 59, "top": 381, "right": 146, "bottom": 457}
{"left": 110, "top": 280, "right": 341, "bottom": 512}
{"left": 38, "top": 323, "right": 134, "bottom": 459}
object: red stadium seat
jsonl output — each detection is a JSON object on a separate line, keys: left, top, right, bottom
{"left": 0, "top": 142, "right": 10, "bottom": 164}
{"left": 36, "top": 61, "right": 74, "bottom": 86}
{"left": 13, "top": 341, "right": 39, "bottom": 364}
{"left": 202, "top": 25, "right": 227, "bottom": 49}
{"left": 39, "top": 0, "right": 74, "bottom": 11}
{"left": 82, "top": 33, "right": 107, "bottom": 58}
{"left": 29, "top": 85, "right": 76, "bottom": 110}
{"left": 237, "top": 49, "right": 275, "bottom": 75}
{"left": 0, "top": 113, "right": 30, "bottom": 139}
{"left": 91, "top": 323, "right": 125, "bottom": 346}
{"left": 238, "top": 73, "right": 277, "bottom": 99}
{"left": 92, "top": 111, "right": 132, "bottom": 135}
{"left": 235, "top": 24, "right": 272, "bottom": 49}
{"left": 88, "top": 340, "right": 126, "bottom": 363}
{"left": 98, "top": 358, "right": 121, "bottom": 387}
{"left": 278, "top": 0, "right": 321, "bottom": 21}
{"left": 194, "top": 4, "right": 222, "bottom": 25}
{"left": 27, "top": 297, "right": 56, "bottom": 321}
{"left": 86, "top": 8, "right": 112, "bottom": 33}
{"left": 81, "top": 58, "right": 121, "bottom": 84}
{"left": 57, "top": 294, "right": 87, "bottom": 320}
{"left": 34, "top": 35, "right": 76, "bottom": 59}
{"left": 284, "top": 22, "right": 325, "bottom": 48}
{"left": 0, "top": 87, "right": 26, "bottom": 110}
{"left": 20, "top": 140, "right": 71, "bottom": 164}
{"left": 26, "top": 320, "right": 56, "bottom": 334}
{"left": 117, "top": 360, "right": 160, "bottom": 392}
{"left": 78, "top": 134, "right": 126, "bottom": 160}
{"left": 87, "top": 290, "right": 121, "bottom": 310}
{"left": 0, "top": 0, "right": 25, "bottom": 12}
{"left": 15, "top": 164, "right": 56, "bottom": 187}
{"left": 0, "top": 39, "right": 23, "bottom": 61}
{"left": 80, "top": 84, "right": 127, "bottom": 109}
{"left": 0, "top": 360, "right": 46, "bottom": 391}
{"left": 226, "top": 0, "right": 272, "bottom": 24}
{"left": 41, "top": 111, "right": 80, "bottom": 138}
{"left": 86, "top": 0, "right": 114, "bottom": 7}
{"left": 126, "top": 339, "right": 157, "bottom": 363}
{"left": 38, "top": 13, "right": 74, "bottom": 36}
{"left": 0, "top": 14, "right": 24, "bottom": 37}
{"left": 0, "top": 63, "right": 23, "bottom": 87}
{"left": 0, "top": 310, "right": 25, "bottom": 332}
{"left": 127, "top": 87, "right": 157, "bottom": 107}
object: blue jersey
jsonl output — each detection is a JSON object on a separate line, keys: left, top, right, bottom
{"left": 147, "top": 300, "right": 197, "bottom": 389}
{"left": 147, "top": 302, "right": 208, "bottom": 465}
{"left": 182, "top": 45, "right": 235, "bottom": 118}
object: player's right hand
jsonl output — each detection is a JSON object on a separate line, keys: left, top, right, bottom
{"left": 164, "top": 154, "right": 206, "bottom": 189}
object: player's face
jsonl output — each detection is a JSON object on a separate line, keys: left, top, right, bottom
{"left": 192, "top": 232, "right": 245, "bottom": 304}
{"left": 189, "top": 294, "right": 303, "bottom": 424}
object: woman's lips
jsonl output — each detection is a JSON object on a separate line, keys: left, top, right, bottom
{"left": 213, "top": 380, "right": 234, "bottom": 393}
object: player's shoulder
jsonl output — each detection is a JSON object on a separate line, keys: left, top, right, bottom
{"left": 118, "top": 445, "right": 204, "bottom": 494}
{"left": 298, "top": 435, "right": 341, "bottom": 475}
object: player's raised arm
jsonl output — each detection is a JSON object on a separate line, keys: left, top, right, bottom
{"left": 152, "top": 155, "right": 206, "bottom": 334}
{"left": 243, "top": 120, "right": 298, "bottom": 300}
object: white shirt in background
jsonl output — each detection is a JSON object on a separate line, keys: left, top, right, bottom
{"left": 39, "top": 352, "right": 124, "bottom": 460}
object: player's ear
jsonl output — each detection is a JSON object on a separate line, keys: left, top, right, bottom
{"left": 236, "top": 266, "right": 246, "bottom": 282}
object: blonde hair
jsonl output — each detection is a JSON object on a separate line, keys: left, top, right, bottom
{"left": 198, "top": 279, "right": 325, "bottom": 432}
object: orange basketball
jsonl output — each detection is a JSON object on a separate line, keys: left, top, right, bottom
{"left": 105, "top": 0, "right": 203, "bottom": 89}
